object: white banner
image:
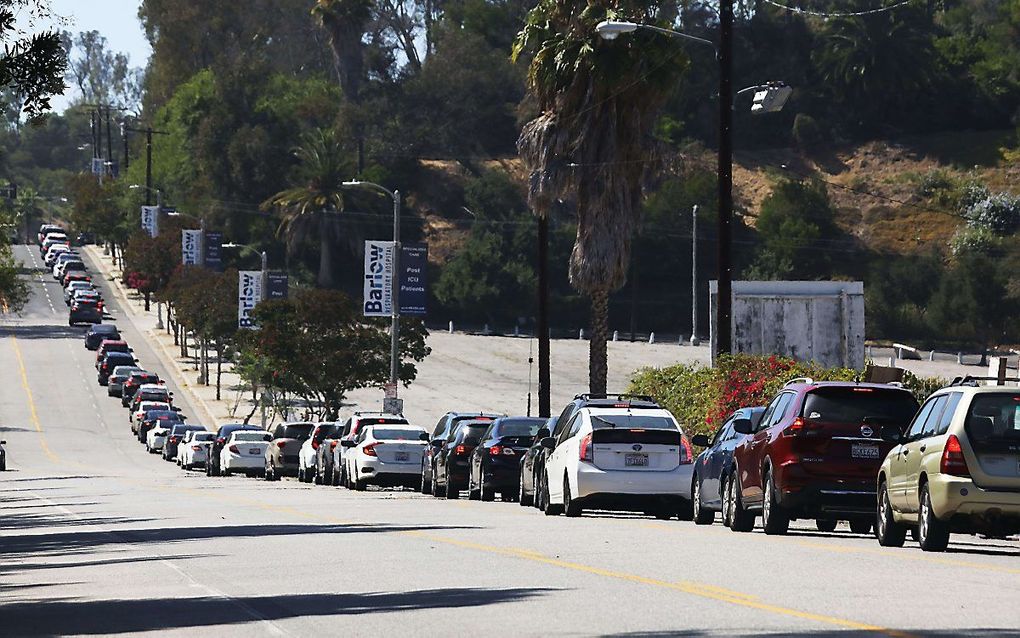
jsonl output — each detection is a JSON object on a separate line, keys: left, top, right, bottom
{"left": 363, "top": 240, "right": 394, "bottom": 317}
{"left": 181, "top": 230, "right": 203, "bottom": 266}
{"left": 238, "top": 270, "right": 263, "bottom": 329}
{"left": 140, "top": 206, "right": 159, "bottom": 238}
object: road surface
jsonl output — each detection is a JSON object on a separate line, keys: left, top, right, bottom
{"left": 2, "top": 245, "right": 1019, "bottom": 637}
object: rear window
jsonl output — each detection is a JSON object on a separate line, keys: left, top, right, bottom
{"left": 493, "top": 418, "right": 547, "bottom": 438}
{"left": 801, "top": 387, "right": 919, "bottom": 426}
{"left": 373, "top": 428, "right": 424, "bottom": 440}
{"left": 234, "top": 431, "right": 270, "bottom": 442}
{"left": 459, "top": 424, "right": 491, "bottom": 445}
{"left": 280, "top": 423, "right": 314, "bottom": 439}
{"left": 194, "top": 433, "right": 214, "bottom": 442}
{"left": 966, "top": 393, "right": 1020, "bottom": 452}
{"left": 590, "top": 415, "right": 677, "bottom": 430}
{"left": 590, "top": 414, "right": 680, "bottom": 445}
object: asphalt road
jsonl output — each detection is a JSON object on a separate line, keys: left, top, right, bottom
{"left": 2, "top": 244, "right": 1019, "bottom": 637}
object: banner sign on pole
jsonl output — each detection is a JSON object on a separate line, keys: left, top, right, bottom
{"left": 238, "top": 270, "right": 263, "bottom": 329}
{"left": 265, "top": 272, "right": 289, "bottom": 300}
{"left": 140, "top": 206, "right": 159, "bottom": 238}
{"left": 181, "top": 230, "right": 202, "bottom": 266}
{"left": 91, "top": 158, "right": 105, "bottom": 175}
{"left": 399, "top": 244, "right": 428, "bottom": 316}
{"left": 204, "top": 231, "right": 223, "bottom": 271}
{"left": 363, "top": 240, "right": 394, "bottom": 317}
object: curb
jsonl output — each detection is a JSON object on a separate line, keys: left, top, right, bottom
{"left": 81, "top": 246, "right": 223, "bottom": 429}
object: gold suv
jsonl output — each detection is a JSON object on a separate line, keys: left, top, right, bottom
{"left": 876, "top": 383, "right": 1020, "bottom": 551}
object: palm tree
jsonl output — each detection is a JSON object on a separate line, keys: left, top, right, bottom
{"left": 263, "top": 128, "right": 351, "bottom": 289}
{"left": 512, "top": 1, "right": 687, "bottom": 393}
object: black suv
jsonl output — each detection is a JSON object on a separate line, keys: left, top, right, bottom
{"left": 207, "top": 424, "right": 265, "bottom": 477}
{"left": 70, "top": 299, "right": 103, "bottom": 326}
{"left": 528, "top": 394, "right": 661, "bottom": 512}
{"left": 85, "top": 324, "right": 120, "bottom": 350}
{"left": 420, "top": 411, "right": 499, "bottom": 495}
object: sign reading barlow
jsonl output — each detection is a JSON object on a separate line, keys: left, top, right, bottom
{"left": 203, "top": 231, "right": 223, "bottom": 271}
{"left": 140, "top": 206, "right": 159, "bottom": 238}
{"left": 237, "top": 270, "right": 263, "bottom": 329}
{"left": 399, "top": 244, "right": 427, "bottom": 315}
{"left": 363, "top": 240, "right": 394, "bottom": 317}
{"left": 181, "top": 230, "right": 203, "bottom": 266}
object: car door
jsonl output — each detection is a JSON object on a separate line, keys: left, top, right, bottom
{"left": 888, "top": 398, "right": 934, "bottom": 510}
{"left": 546, "top": 413, "right": 583, "bottom": 504}
{"left": 702, "top": 421, "right": 732, "bottom": 505}
{"left": 743, "top": 393, "right": 794, "bottom": 503}
{"left": 900, "top": 395, "right": 947, "bottom": 513}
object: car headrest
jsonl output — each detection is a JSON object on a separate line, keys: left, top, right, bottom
{"left": 967, "top": 415, "right": 995, "bottom": 440}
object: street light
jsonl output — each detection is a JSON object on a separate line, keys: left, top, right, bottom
{"left": 596, "top": 17, "right": 789, "bottom": 358}
{"left": 221, "top": 242, "right": 268, "bottom": 273}
{"left": 341, "top": 179, "right": 402, "bottom": 409}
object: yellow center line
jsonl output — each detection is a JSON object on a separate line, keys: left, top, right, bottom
{"left": 10, "top": 335, "right": 60, "bottom": 463}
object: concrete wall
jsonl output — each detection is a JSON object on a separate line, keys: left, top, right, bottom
{"left": 709, "top": 281, "right": 865, "bottom": 370}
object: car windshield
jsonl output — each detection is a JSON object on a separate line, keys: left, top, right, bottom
{"left": 280, "top": 423, "right": 314, "bottom": 439}
{"left": 590, "top": 414, "right": 678, "bottom": 430}
{"left": 459, "top": 424, "right": 491, "bottom": 445}
{"left": 802, "top": 387, "right": 919, "bottom": 425}
{"left": 93, "top": 325, "right": 117, "bottom": 333}
{"left": 234, "top": 432, "right": 270, "bottom": 442}
{"left": 493, "top": 418, "right": 546, "bottom": 438}
{"left": 373, "top": 428, "right": 424, "bottom": 440}
{"left": 966, "top": 393, "right": 1020, "bottom": 449}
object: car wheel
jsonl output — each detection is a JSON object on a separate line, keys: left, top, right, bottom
{"left": 693, "top": 475, "right": 714, "bottom": 525}
{"left": 263, "top": 462, "right": 273, "bottom": 481}
{"left": 420, "top": 465, "right": 432, "bottom": 495}
{"left": 543, "top": 477, "right": 563, "bottom": 516}
{"left": 720, "top": 474, "right": 734, "bottom": 528}
{"left": 815, "top": 519, "right": 838, "bottom": 533}
{"left": 445, "top": 469, "right": 459, "bottom": 499}
{"left": 918, "top": 483, "right": 950, "bottom": 552}
{"left": 876, "top": 483, "right": 907, "bottom": 547}
{"left": 468, "top": 475, "right": 481, "bottom": 500}
{"left": 313, "top": 465, "right": 322, "bottom": 485}
{"left": 849, "top": 519, "right": 873, "bottom": 535}
{"left": 563, "top": 477, "right": 582, "bottom": 517}
{"left": 761, "top": 468, "right": 789, "bottom": 535}
{"left": 519, "top": 477, "right": 533, "bottom": 507}
{"left": 480, "top": 480, "right": 495, "bottom": 502}
{"left": 353, "top": 470, "right": 366, "bottom": 491}
{"left": 728, "top": 474, "right": 755, "bottom": 533}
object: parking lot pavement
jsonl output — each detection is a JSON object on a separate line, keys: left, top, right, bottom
{"left": 4, "top": 245, "right": 1020, "bottom": 637}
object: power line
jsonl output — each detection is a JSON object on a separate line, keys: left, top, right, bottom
{"left": 761, "top": 0, "right": 915, "bottom": 17}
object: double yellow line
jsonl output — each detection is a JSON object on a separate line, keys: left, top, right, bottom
{"left": 10, "top": 334, "right": 59, "bottom": 463}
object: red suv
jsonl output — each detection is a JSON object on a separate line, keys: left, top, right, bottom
{"left": 725, "top": 379, "right": 919, "bottom": 535}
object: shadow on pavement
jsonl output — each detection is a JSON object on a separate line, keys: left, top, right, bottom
{"left": 0, "top": 554, "right": 217, "bottom": 575}
{"left": 0, "top": 324, "right": 84, "bottom": 339}
{"left": 0, "top": 587, "right": 554, "bottom": 635}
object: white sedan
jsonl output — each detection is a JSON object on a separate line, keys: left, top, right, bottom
{"left": 343, "top": 424, "right": 428, "bottom": 491}
{"left": 220, "top": 430, "right": 271, "bottom": 477}
{"left": 179, "top": 431, "right": 215, "bottom": 470}
{"left": 131, "top": 401, "right": 170, "bottom": 433}
{"left": 541, "top": 407, "right": 695, "bottom": 519}
{"left": 146, "top": 426, "right": 170, "bottom": 454}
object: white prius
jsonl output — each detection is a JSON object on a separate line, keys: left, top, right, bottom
{"left": 541, "top": 407, "right": 695, "bottom": 519}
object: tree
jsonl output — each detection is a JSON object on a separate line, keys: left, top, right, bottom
{"left": 236, "top": 288, "right": 431, "bottom": 420}
{"left": 121, "top": 224, "right": 183, "bottom": 310}
{"left": 748, "top": 179, "right": 838, "bottom": 280}
{"left": 927, "top": 253, "right": 1018, "bottom": 355}
{"left": 0, "top": 1, "right": 67, "bottom": 121}
{"left": 263, "top": 128, "right": 352, "bottom": 288}
{"left": 63, "top": 30, "right": 143, "bottom": 110}
{"left": 512, "top": 0, "right": 687, "bottom": 393}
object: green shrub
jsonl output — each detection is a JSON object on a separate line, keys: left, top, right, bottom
{"left": 791, "top": 113, "right": 825, "bottom": 148}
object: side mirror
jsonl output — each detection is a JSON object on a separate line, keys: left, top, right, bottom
{"left": 539, "top": 436, "right": 556, "bottom": 450}
{"left": 691, "top": 434, "right": 711, "bottom": 447}
{"left": 880, "top": 424, "right": 902, "bottom": 444}
{"left": 732, "top": 419, "right": 753, "bottom": 435}
{"left": 419, "top": 432, "right": 430, "bottom": 442}
{"left": 430, "top": 438, "right": 444, "bottom": 447}
{"left": 173, "top": 406, "right": 182, "bottom": 412}
{"left": 535, "top": 427, "right": 550, "bottom": 439}
{"left": 340, "top": 439, "right": 356, "bottom": 448}
{"left": 1, "top": 440, "right": 6, "bottom": 445}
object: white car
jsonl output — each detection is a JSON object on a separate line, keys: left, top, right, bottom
{"left": 52, "top": 252, "right": 81, "bottom": 278}
{"left": 220, "top": 430, "right": 271, "bottom": 477}
{"left": 146, "top": 426, "right": 170, "bottom": 454}
{"left": 541, "top": 406, "right": 695, "bottom": 519}
{"left": 343, "top": 424, "right": 429, "bottom": 491}
{"left": 44, "top": 244, "right": 70, "bottom": 266}
{"left": 331, "top": 413, "right": 409, "bottom": 486}
{"left": 64, "top": 281, "right": 95, "bottom": 305}
{"left": 132, "top": 401, "right": 171, "bottom": 432}
{"left": 179, "top": 431, "right": 215, "bottom": 470}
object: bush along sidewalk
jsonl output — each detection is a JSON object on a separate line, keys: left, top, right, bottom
{"left": 629, "top": 354, "right": 944, "bottom": 438}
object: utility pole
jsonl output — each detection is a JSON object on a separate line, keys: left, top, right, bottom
{"left": 717, "top": 0, "right": 734, "bottom": 356}
{"left": 145, "top": 128, "right": 153, "bottom": 206}
{"left": 690, "top": 205, "right": 700, "bottom": 346}
{"left": 105, "top": 108, "right": 113, "bottom": 170}
{"left": 537, "top": 215, "right": 550, "bottom": 418}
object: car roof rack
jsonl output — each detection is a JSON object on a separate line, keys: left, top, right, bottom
{"left": 784, "top": 377, "right": 814, "bottom": 386}
{"left": 574, "top": 393, "right": 656, "bottom": 403}
{"left": 949, "top": 375, "right": 1020, "bottom": 387}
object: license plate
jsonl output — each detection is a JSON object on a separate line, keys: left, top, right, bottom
{"left": 249, "top": 448, "right": 261, "bottom": 455}
{"left": 625, "top": 453, "right": 648, "bottom": 467}
{"left": 851, "top": 443, "right": 879, "bottom": 459}
{"left": 395, "top": 452, "right": 409, "bottom": 462}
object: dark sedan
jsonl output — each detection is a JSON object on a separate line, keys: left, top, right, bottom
{"left": 98, "top": 351, "right": 137, "bottom": 385}
{"left": 690, "top": 406, "right": 764, "bottom": 526}
{"left": 517, "top": 417, "right": 556, "bottom": 507}
{"left": 468, "top": 416, "right": 547, "bottom": 502}
{"left": 432, "top": 419, "right": 493, "bottom": 499}
{"left": 70, "top": 299, "right": 103, "bottom": 326}
{"left": 84, "top": 324, "right": 120, "bottom": 350}
{"left": 137, "top": 409, "right": 185, "bottom": 444}
{"left": 121, "top": 372, "right": 160, "bottom": 406}
{"left": 207, "top": 424, "right": 265, "bottom": 477}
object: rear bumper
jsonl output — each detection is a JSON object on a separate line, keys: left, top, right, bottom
{"left": 929, "top": 474, "right": 1020, "bottom": 523}
{"left": 359, "top": 457, "right": 421, "bottom": 477}
{"left": 575, "top": 463, "right": 693, "bottom": 500}
{"left": 776, "top": 481, "right": 876, "bottom": 517}
{"left": 482, "top": 463, "right": 521, "bottom": 489}
{"left": 223, "top": 454, "right": 264, "bottom": 470}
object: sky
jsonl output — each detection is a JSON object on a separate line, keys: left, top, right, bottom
{"left": 28, "top": 0, "right": 152, "bottom": 113}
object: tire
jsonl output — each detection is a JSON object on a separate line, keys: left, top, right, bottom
{"left": 354, "top": 475, "right": 366, "bottom": 491}
{"left": 420, "top": 463, "right": 433, "bottom": 495}
{"left": 876, "top": 482, "right": 907, "bottom": 547}
{"left": 263, "top": 463, "right": 273, "bottom": 481}
{"left": 727, "top": 473, "right": 755, "bottom": 532}
{"left": 563, "top": 477, "right": 582, "bottom": 517}
{"left": 692, "top": 476, "right": 714, "bottom": 525}
{"left": 313, "top": 465, "right": 322, "bottom": 485}
{"left": 849, "top": 519, "right": 873, "bottom": 535}
{"left": 761, "top": 469, "right": 789, "bottom": 535}
{"left": 468, "top": 475, "right": 480, "bottom": 500}
{"left": 445, "top": 470, "right": 459, "bottom": 499}
{"left": 543, "top": 477, "right": 563, "bottom": 516}
{"left": 519, "top": 477, "right": 533, "bottom": 507}
{"left": 721, "top": 474, "right": 734, "bottom": 528}
{"left": 816, "top": 519, "right": 838, "bottom": 533}
{"left": 918, "top": 483, "right": 950, "bottom": 552}
{"left": 480, "top": 480, "right": 495, "bottom": 502}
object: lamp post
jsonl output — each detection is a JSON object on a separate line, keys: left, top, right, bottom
{"left": 595, "top": 17, "right": 790, "bottom": 357}
{"left": 342, "top": 180, "right": 401, "bottom": 405}
{"left": 222, "top": 242, "right": 268, "bottom": 276}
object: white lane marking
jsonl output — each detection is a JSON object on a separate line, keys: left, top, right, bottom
{"left": 24, "top": 490, "right": 290, "bottom": 637}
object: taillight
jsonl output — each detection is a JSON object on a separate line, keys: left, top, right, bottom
{"left": 330, "top": 440, "right": 338, "bottom": 450}
{"left": 364, "top": 443, "right": 379, "bottom": 457}
{"left": 490, "top": 445, "right": 502, "bottom": 456}
{"left": 311, "top": 440, "right": 320, "bottom": 450}
{"left": 216, "top": 437, "right": 225, "bottom": 445}
{"left": 191, "top": 445, "right": 202, "bottom": 451}
{"left": 169, "top": 436, "right": 179, "bottom": 444}
{"left": 783, "top": 417, "right": 805, "bottom": 436}
{"left": 276, "top": 441, "right": 287, "bottom": 448}
{"left": 228, "top": 445, "right": 239, "bottom": 454}
{"left": 680, "top": 435, "right": 693, "bottom": 465}
{"left": 579, "top": 433, "right": 593, "bottom": 463}
{"left": 940, "top": 434, "right": 970, "bottom": 476}
{"left": 455, "top": 444, "right": 468, "bottom": 455}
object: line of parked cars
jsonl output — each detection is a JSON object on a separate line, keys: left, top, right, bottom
{"left": 37, "top": 223, "right": 107, "bottom": 326}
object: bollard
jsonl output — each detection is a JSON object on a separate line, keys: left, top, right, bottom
{"left": 929, "top": 350, "right": 935, "bottom": 361}
{"left": 957, "top": 352, "right": 963, "bottom": 365}
{"left": 483, "top": 323, "right": 490, "bottom": 335}
{"left": 579, "top": 328, "right": 584, "bottom": 340}
{"left": 648, "top": 332, "right": 655, "bottom": 344}
{"left": 866, "top": 346, "right": 872, "bottom": 359}
{"left": 448, "top": 320, "right": 454, "bottom": 334}
{"left": 612, "top": 330, "right": 618, "bottom": 342}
